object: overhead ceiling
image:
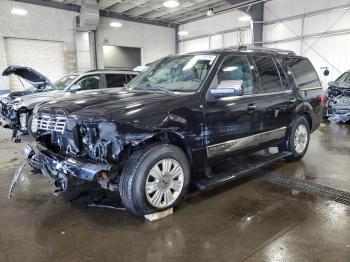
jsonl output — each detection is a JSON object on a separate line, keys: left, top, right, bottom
{"left": 48, "top": 0, "right": 261, "bottom": 24}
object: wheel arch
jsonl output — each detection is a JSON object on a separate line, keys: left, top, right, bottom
{"left": 135, "top": 131, "right": 194, "bottom": 167}
{"left": 292, "top": 102, "right": 313, "bottom": 130}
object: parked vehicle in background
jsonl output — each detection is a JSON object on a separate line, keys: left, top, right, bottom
{"left": 324, "top": 70, "right": 350, "bottom": 123}
{"left": 0, "top": 68, "right": 138, "bottom": 142}
{"left": 14, "top": 47, "right": 323, "bottom": 216}
{"left": 1, "top": 65, "right": 64, "bottom": 98}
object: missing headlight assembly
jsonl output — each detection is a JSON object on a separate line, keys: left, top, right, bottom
{"left": 11, "top": 114, "right": 132, "bottom": 198}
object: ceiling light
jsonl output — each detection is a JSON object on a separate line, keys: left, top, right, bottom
{"left": 11, "top": 8, "right": 27, "bottom": 16}
{"left": 110, "top": 22, "right": 122, "bottom": 28}
{"left": 163, "top": 0, "right": 179, "bottom": 8}
{"left": 207, "top": 8, "right": 214, "bottom": 16}
{"left": 238, "top": 15, "right": 252, "bottom": 22}
{"left": 178, "top": 31, "right": 188, "bottom": 36}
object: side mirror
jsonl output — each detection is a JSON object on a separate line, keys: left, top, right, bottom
{"left": 328, "top": 81, "right": 334, "bottom": 86}
{"left": 69, "top": 84, "right": 81, "bottom": 92}
{"left": 210, "top": 80, "right": 244, "bottom": 98}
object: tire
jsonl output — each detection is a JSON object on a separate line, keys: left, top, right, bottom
{"left": 279, "top": 116, "right": 310, "bottom": 162}
{"left": 119, "top": 143, "right": 191, "bottom": 216}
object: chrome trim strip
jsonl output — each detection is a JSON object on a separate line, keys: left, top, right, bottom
{"left": 219, "top": 90, "right": 292, "bottom": 101}
{"left": 207, "top": 127, "right": 287, "bottom": 158}
{"left": 261, "top": 127, "right": 287, "bottom": 143}
{"left": 300, "top": 86, "right": 323, "bottom": 91}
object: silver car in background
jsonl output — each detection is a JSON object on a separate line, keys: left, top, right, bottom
{"left": 0, "top": 67, "right": 138, "bottom": 142}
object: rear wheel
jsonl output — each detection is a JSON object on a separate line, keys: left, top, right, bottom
{"left": 279, "top": 116, "right": 310, "bottom": 162}
{"left": 119, "top": 143, "right": 190, "bottom": 216}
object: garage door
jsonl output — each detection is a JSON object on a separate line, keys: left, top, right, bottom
{"left": 5, "top": 38, "right": 65, "bottom": 91}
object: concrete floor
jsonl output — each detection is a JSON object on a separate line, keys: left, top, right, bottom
{"left": 0, "top": 122, "right": 349, "bottom": 262}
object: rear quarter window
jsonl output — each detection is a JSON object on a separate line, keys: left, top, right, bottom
{"left": 285, "top": 58, "right": 322, "bottom": 98}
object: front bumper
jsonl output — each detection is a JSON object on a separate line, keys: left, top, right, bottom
{"left": 30, "top": 143, "right": 112, "bottom": 182}
{"left": 329, "top": 104, "right": 350, "bottom": 122}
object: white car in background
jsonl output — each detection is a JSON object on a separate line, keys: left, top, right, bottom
{"left": 0, "top": 66, "right": 138, "bottom": 142}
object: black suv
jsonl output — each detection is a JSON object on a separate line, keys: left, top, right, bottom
{"left": 15, "top": 47, "right": 323, "bottom": 216}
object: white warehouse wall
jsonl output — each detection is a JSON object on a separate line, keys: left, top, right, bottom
{"left": 95, "top": 17, "right": 175, "bottom": 68}
{"left": 263, "top": 0, "right": 350, "bottom": 89}
{"left": 0, "top": 0, "right": 77, "bottom": 92}
{"left": 0, "top": 0, "right": 175, "bottom": 93}
{"left": 178, "top": 10, "right": 252, "bottom": 53}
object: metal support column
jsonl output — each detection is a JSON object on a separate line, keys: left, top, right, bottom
{"left": 242, "top": 2, "right": 264, "bottom": 46}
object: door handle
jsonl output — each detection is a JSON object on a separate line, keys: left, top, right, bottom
{"left": 290, "top": 98, "right": 297, "bottom": 103}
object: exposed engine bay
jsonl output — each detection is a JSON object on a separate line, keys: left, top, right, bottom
{"left": 326, "top": 86, "right": 350, "bottom": 123}
{"left": 0, "top": 96, "right": 31, "bottom": 142}
{"left": 8, "top": 111, "right": 156, "bottom": 198}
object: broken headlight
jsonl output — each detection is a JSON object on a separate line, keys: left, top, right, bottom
{"left": 11, "top": 98, "right": 25, "bottom": 110}
{"left": 31, "top": 114, "right": 39, "bottom": 133}
{"left": 85, "top": 122, "right": 123, "bottom": 163}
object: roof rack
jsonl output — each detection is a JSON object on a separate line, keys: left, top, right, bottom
{"left": 216, "top": 45, "right": 296, "bottom": 56}
{"left": 238, "top": 45, "right": 296, "bottom": 55}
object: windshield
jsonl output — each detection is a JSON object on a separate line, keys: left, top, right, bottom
{"left": 127, "top": 54, "right": 217, "bottom": 92}
{"left": 334, "top": 72, "right": 350, "bottom": 87}
{"left": 54, "top": 74, "right": 79, "bottom": 90}
{"left": 20, "top": 83, "right": 55, "bottom": 93}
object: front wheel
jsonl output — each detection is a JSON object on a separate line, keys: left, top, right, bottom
{"left": 119, "top": 143, "right": 190, "bottom": 216}
{"left": 279, "top": 116, "right": 310, "bottom": 162}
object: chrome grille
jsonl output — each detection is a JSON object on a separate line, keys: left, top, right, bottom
{"left": 36, "top": 115, "right": 67, "bottom": 134}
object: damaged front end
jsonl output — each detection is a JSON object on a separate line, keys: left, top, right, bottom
{"left": 327, "top": 88, "right": 350, "bottom": 123}
{"left": 0, "top": 97, "right": 31, "bottom": 142}
{"left": 10, "top": 111, "right": 144, "bottom": 198}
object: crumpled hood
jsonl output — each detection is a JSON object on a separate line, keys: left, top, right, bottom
{"left": 39, "top": 89, "right": 190, "bottom": 123}
{"left": 2, "top": 65, "right": 53, "bottom": 86}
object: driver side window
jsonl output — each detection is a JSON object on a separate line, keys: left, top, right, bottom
{"left": 216, "top": 55, "right": 254, "bottom": 95}
{"left": 76, "top": 75, "right": 101, "bottom": 90}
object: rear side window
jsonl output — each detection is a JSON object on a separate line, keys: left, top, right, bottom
{"left": 253, "top": 56, "right": 282, "bottom": 93}
{"left": 275, "top": 59, "right": 289, "bottom": 89}
{"left": 284, "top": 58, "right": 321, "bottom": 90}
{"left": 105, "top": 74, "right": 128, "bottom": 88}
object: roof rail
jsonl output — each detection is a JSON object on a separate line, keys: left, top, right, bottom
{"left": 238, "top": 45, "right": 296, "bottom": 55}
{"left": 85, "top": 68, "right": 133, "bottom": 73}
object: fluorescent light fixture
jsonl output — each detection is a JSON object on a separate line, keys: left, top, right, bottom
{"left": 238, "top": 15, "right": 251, "bottom": 22}
{"left": 110, "top": 22, "right": 122, "bottom": 28}
{"left": 223, "top": 66, "right": 238, "bottom": 72}
{"left": 163, "top": 0, "right": 179, "bottom": 8}
{"left": 11, "top": 8, "right": 27, "bottom": 16}
{"left": 276, "top": 23, "right": 284, "bottom": 29}
{"left": 178, "top": 31, "right": 188, "bottom": 36}
{"left": 207, "top": 8, "right": 214, "bottom": 16}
